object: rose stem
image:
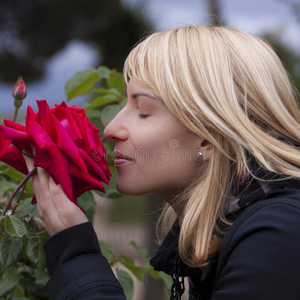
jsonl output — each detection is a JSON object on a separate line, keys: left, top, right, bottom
{"left": 1, "top": 166, "right": 37, "bottom": 216}
{"left": 11, "top": 183, "right": 27, "bottom": 215}
{"left": 12, "top": 107, "right": 19, "bottom": 122}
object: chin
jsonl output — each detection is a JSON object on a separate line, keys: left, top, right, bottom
{"left": 116, "top": 184, "right": 141, "bottom": 196}
{"left": 116, "top": 183, "right": 151, "bottom": 196}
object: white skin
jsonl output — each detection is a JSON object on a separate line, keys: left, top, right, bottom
{"left": 23, "top": 80, "right": 211, "bottom": 236}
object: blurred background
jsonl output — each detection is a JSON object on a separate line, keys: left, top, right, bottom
{"left": 0, "top": 0, "right": 299, "bottom": 118}
{"left": 0, "top": 0, "right": 299, "bottom": 299}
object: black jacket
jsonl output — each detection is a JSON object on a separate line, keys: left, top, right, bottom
{"left": 45, "top": 178, "right": 300, "bottom": 299}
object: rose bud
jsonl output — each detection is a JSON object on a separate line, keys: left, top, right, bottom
{"left": 12, "top": 76, "right": 27, "bottom": 108}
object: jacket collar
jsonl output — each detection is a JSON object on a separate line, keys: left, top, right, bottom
{"left": 150, "top": 173, "right": 300, "bottom": 280}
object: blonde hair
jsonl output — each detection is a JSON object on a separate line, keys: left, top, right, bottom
{"left": 124, "top": 25, "right": 300, "bottom": 266}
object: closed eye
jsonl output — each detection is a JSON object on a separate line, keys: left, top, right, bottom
{"left": 139, "top": 114, "right": 149, "bottom": 119}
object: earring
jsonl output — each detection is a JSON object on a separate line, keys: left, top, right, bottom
{"left": 197, "top": 151, "right": 203, "bottom": 159}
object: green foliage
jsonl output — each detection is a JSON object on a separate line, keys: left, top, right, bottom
{"left": 263, "top": 32, "right": 300, "bottom": 103}
{"left": 0, "top": 162, "right": 49, "bottom": 299}
{"left": 0, "top": 66, "right": 170, "bottom": 299}
{"left": 65, "top": 68, "right": 100, "bottom": 100}
{"left": 77, "top": 191, "right": 96, "bottom": 222}
{"left": 97, "top": 239, "right": 171, "bottom": 300}
{"left": 116, "top": 269, "right": 134, "bottom": 300}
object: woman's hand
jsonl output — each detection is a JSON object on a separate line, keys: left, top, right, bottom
{"left": 23, "top": 154, "right": 89, "bottom": 236}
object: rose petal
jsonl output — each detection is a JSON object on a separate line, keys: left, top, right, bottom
{"left": 78, "top": 148, "right": 110, "bottom": 184}
{"left": 70, "top": 164, "right": 105, "bottom": 196}
{"left": 34, "top": 144, "right": 75, "bottom": 202}
{"left": 27, "top": 105, "right": 36, "bottom": 118}
{"left": 0, "top": 131, "right": 11, "bottom": 158}
{"left": 26, "top": 115, "right": 55, "bottom": 149}
{"left": 0, "top": 124, "right": 28, "bottom": 141}
{"left": 3, "top": 120, "right": 26, "bottom": 132}
{"left": 1, "top": 146, "right": 28, "bottom": 174}
{"left": 52, "top": 114, "right": 88, "bottom": 174}
{"left": 36, "top": 100, "right": 54, "bottom": 138}
{"left": 52, "top": 102, "right": 82, "bottom": 140}
{"left": 0, "top": 124, "right": 31, "bottom": 153}
{"left": 72, "top": 112, "right": 90, "bottom": 152}
{"left": 83, "top": 117, "right": 97, "bottom": 152}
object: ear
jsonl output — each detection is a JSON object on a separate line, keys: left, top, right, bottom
{"left": 199, "top": 139, "right": 213, "bottom": 161}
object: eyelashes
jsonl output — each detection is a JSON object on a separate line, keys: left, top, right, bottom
{"left": 139, "top": 114, "right": 150, "bottom": 119}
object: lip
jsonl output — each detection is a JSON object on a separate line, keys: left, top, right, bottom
{"left": 113, "top": 151, "right": 134, "bottom": 167}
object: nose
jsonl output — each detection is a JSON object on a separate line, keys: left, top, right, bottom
{"left": 104, "top": 109, "right": 128, "bottom": 141}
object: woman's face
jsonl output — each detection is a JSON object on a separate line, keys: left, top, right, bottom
{"left": 104, "top": 80, "right": 201, "bottom": 200}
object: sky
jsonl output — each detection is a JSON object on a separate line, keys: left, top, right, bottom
{"left": 0, "top": 0, "right": 299, "bottom": 119}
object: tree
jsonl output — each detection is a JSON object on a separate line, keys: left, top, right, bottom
{"left": 263, "top": 32, "right": 300, "bottom": 99}
{"left": 0, "top": 0, "right": 150, "bottom": 83}
{"left": 207, "top": 0, "right": 223, "bottom": 26}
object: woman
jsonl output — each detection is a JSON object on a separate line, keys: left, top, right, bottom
{"left": 24, "top": 26, "right": 300, "bottom": 299}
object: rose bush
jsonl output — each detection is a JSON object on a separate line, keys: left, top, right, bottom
{"left": 0, "top": 68, "right": 171, "bottom": 300}
{"left": 0, "top": 100, "right": 111, "bottom": 204}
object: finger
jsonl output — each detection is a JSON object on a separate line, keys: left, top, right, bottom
{"left": 22, "top": 153, "right": 35, "bottom": 172}
{"left": 36, "top": 167, "right": 50, "bottom": 190}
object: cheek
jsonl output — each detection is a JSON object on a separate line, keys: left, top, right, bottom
{"left": 147, "top": 148, "right": 199, "bottom": 188}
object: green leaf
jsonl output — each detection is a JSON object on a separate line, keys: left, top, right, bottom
{"left": 36, "top": 230, "right": 49, "bottom": 240}
{"left": 84, "top": 95, "right": 118, "bottom": 110}
{"left": 15, "top": 198, "right": 35, "bottom": 218}
{"left": 119, "top": 255, "right": 144, "bottom": 283}
{"left": 26, "top": 236, "right": 47, "bottom": 270}
{"left": 4, "top": 216, "right": 27, "bottom": 238}
{"left": 0, "top": 179, "right": 18, "bottom": 195}
{"left": 0, "top": 113, "right": 4, "bottom": 125}
{"left": 84, "top": 109, "right": 102, "bottom": 119}
{"left": 159, "top": 271, "right": 173, "bottom": 291}
{"left": 65, "top": 68, "right": 99, "bottom": 100}
{"left": 143, "top": 257, "right": 161, "bottom": 279}
{"left": 116, "top": 269, "right": 134, "bottom": 300}
{"left": 0, "top": 165, "right": 25, "bottom": 183}
{"left": 3, "top": 267, "right": 20, "bottom": 282}
{"left": 107, "top": 72, "right": 125, "bottom": 94}
{"left": 131, "top": 241, "right": 149, "bottom": 258}
{"left": 97, "top": 66, "right": 111, "bottom": 79}
{"left": 34, "top": 269, "right": 50, "bottom": 286}
{"left": 0, "top": 237, "right": 23, "bottom": 267}
{"left": 99, "top": 240, "right": 115, "bottom": 261}
{"left": 77, "top": 191, "right": 96, "bottom": 222}
{"left": 91, "top": 87, "right": 121, "bottom": 97}
{"left": 0, "top": 280, "right": 16, "bottom": 297}
{"left": 11, "top": 284, "right": 26, "bottom": 297}
{"left": 130, "top": 242, "right": 163, "bottom": 280}
{"left": 100, "top": 104, "right": 121, "bottom": 127}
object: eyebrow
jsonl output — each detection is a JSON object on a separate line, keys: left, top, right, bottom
{"left": 125, "top": 85, "right": 157, "bottom": 100}
{"left": 131, "top": 92, "right": 157, "bottom": 100}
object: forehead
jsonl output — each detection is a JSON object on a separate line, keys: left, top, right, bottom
{"left": 126, "top": 80, "right": 157, "bottom": 99}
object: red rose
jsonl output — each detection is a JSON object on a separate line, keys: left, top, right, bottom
{"left": 0, "top": 130, "right": 28, "bottom": 174}
{"left": 0, "top": 100, "right": 111, "bottom": 204}
{"left": 0, "top": 131, "right": 11, "bottom": 158}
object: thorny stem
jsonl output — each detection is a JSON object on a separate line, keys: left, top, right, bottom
{"left": 1, "top": 166, "right": 37, "bottom": 216}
